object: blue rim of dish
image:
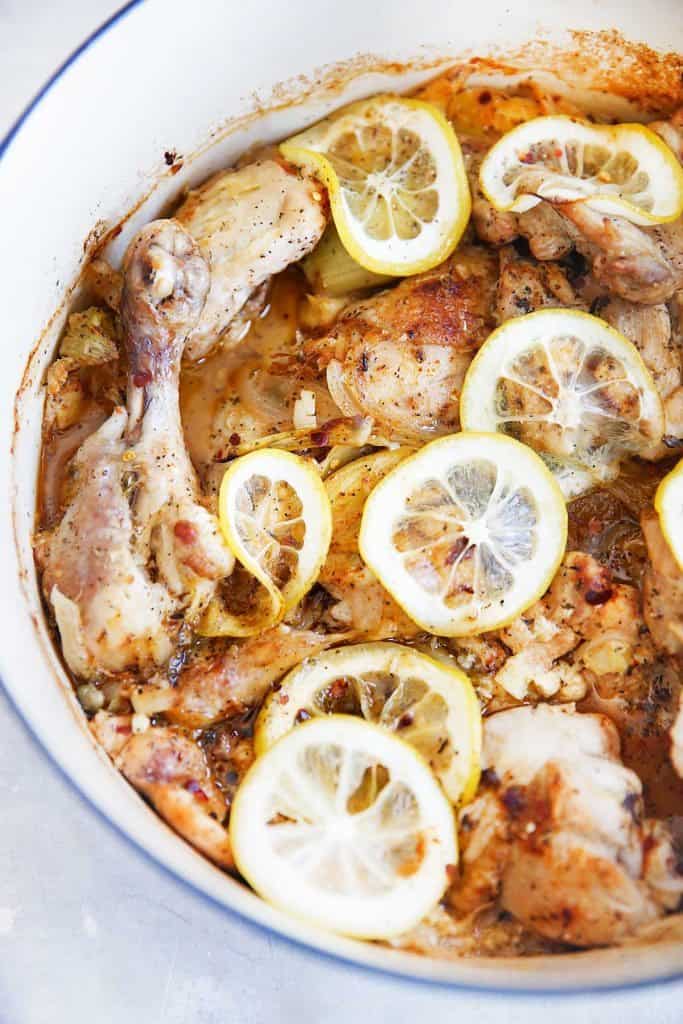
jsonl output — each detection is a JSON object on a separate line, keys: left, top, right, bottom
{"left": 2, "top": 1, "right": 683, "bottom": 997}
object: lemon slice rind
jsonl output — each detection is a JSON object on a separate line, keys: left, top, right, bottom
{"left": 231, "top": 714, "right": 457, "bottom": 939}
{"left": 459, "top": 308, "right": 665, "bottom": 493}
{"left": 254, "top": 641, "right": 481, "bottom": 804}
{"left": 655, "top": 459, "right": 683, "bottom": 572}
{"left": 218, "top": 448, "right": 333, "bottom": 625}
{"left": 359, "top": 432, "right": 568, "bottom": 637}
{"left": 281, "top": 95, "right": 471, "bottom": 276}
{"left": 479, "top": 115, "right": 683, "bottom": 226}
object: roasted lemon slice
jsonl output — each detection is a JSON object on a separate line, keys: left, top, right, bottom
{"left": 216, "top": 449, "right": 332, "bottom": 628}
{"left": 460, "top": 309, "right": 664, "bottom": 494}
{"left": 480, "top": 116, "right": 683, "bottom": 225}
{"left": 656, "top": 459, "right": 683, "bottom": 571}
{"left": 255, "top": 641, "right": 481, "bottom": 804}
{"left": 231, "top": 715, "right": 456, "bottom": 938}
{"left": 359, "top": 433, "right": 567, "bottom": 637}
{"left": 280, "top": 95, "right": 471, "bottom": 276}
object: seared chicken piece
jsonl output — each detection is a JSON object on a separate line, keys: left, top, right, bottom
{"left": 599, "top": 297, "right": 683, "bottom": 452}
{"left": 556, "top": 202, "right": 683, "bottom": 304}
{"left": 37, "top": 410, "right": 176, "bottom": 677}
{"left": 496, "top": 245, "right": 579, "bottom": 321}
{"left": 448, "top": 705, "right": 683, "bottom": 946}
{"left": 642, "top": 510, "right": 683, "bottom": 655}
{"left": 38, "top": 220, "right": 234, "bottom": 679}
{"left": 121, "top": 220, "right": 234, "bottom": 612}
{"left": 114, "top": 725, "right": 233, "bottom": 869}
{"left": 176, "top": 160, "right": 326, "bottom": 360}
{"left": 307, "top": 248, "right": 498, "bottom": 443}
{"left": 464, "top": 139, "right": 573, "bottom": 260}
{"left": 151, "top": 625, "right": 344, "bottom": 728}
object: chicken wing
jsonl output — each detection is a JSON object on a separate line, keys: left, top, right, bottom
{"left": 176, "top": 160, "right": 326, "bottom": 360}
{"left": 307, "top": 247, "right": 498, "bottom": 443}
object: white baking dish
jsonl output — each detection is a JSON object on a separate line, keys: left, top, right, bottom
{"left": 1, "top": 0, "right": 682, "bottom": 991}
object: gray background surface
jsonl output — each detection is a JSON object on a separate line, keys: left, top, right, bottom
{"left": 2, "top": 2, "right": 683, "bottom": 1021}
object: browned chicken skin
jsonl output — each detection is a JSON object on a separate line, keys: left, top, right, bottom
{"left": 113, "top": 725, "right": 234, "bottom": 869}
{"left": 448, "top": 705, "right": 683, "bottom": 947}
{"left": 308, "top": 247, "right": 497, "bottom": 442}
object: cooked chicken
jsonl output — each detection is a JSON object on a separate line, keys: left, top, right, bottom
{"left": 152, "top": 625, "right": 344, "bottom": 728}
{"left": 37, "top": 410, "right": 176, "bottom": 677}
{"left": 642, "top": 510, "right": 683, "bottom": 655}
{"left": 37, "top": 220, "right": 234, "bottom": 679}
{"left": 556, "top": 202, "right": 683, "bottom": 304}
{"left": 447, "top": 705, "right": 683, "bottom": 946}
{"left": 599, "top": 297, "right": 683, "bottom": 452}
{"left": 121, "top": 220, "right": 234, "bottom": 612}
{"left": 463, "top": 139, "right": 573, "bottom": 260}
{"left": 114, "top": 725, "right": 233, "bottom": 869}
{"left": 496, "top": 245, "right": 579, "bottom": 321}
{"left": 176, "top": 160, "right": 326, "bottom": 360}
{"left": 307, "top": 247, "right": 498, "bottom": 442}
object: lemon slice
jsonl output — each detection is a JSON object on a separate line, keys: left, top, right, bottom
{"left": 230, "top": 715, "right": 456, "bottom": 938}
{"left": 255, "top": 641, "right": 481, "bottom": 804}
{"left": 656, "top": 458, "right": 683, "bottom": 571}
{"left": 460, "top": 309, "right": 664, "bottom": 494}
{"left": 217, "top": 449, "right": 332, "bottom": 629}
{"left": 280, "top": 94, "right": 471, "bottom": 276}
{"left": 479, "top": 115, "right": 683, "bottom": 226}
{"left": 358, "top": 433, "right": 567, "bottom": 636}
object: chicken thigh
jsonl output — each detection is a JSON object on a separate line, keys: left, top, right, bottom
{"left": 307, "top": 247, "right": 498, "bottom": 443}
{"left": 448, "top": 704, "right": 683, "bottom": 946}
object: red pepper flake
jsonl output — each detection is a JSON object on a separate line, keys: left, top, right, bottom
{"left": 185, "top": 779, "right": 209, "bottom": 802}
{"left": 115, "top": 724, "right": 132, "bottom": 735}
{"left": 174, "top": 520, "right": 198, "bottom": 545}
{"left": 229, "top": 432, "right": 241, "bottom": 446}
{"left": 132, "top": 370, "right": 152, "bottom": 388}
{"left": 279, "top": 694, "right": 290, "bottom": 705}
{"left": 555, "top": 147, "right": 563, "bottom": 158}
{"left": 519, "top": 150, "right": 536, "bottom": 165}
{"left": 310, "top": 428, "right": 330, "bottom": 447}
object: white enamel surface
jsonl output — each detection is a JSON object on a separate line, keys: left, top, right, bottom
{"left": 1, "top": 0, "right": 683, "bottom": 992}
